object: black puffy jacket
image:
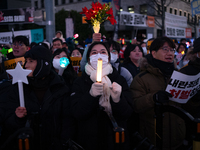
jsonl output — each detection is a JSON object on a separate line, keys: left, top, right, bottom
{"left": 4, "top": 70, "right": 71, "bottom": 150}
{"left": 70, "top": 67, "right": 133, "bottom": 150}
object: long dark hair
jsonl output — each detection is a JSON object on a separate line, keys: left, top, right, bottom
{"left": 52, "top": 48, "right": 77, "bottom": 87}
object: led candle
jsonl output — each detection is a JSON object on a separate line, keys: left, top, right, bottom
{"left": 96, "top": 58, "right": 102, "bottom": 83}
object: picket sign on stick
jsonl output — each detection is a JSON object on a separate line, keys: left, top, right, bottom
{"left": 6, "top": 62, "right": 32, "bottom": 107}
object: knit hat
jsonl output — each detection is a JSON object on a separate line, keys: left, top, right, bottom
{"left": 193, "top": 37, "right": 200, "bottom": 53}
{"left": 24, "top": 45, "right": 52, "bottom": 79}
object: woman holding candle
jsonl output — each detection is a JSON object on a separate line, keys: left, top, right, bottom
{"left": 70, "top": 42, "right": 133, "bottom": 150}
{"left": 4, "top": 45, "right": 71, "bottom": 150}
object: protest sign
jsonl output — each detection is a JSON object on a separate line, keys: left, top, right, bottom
{"left": 166, "top": 71, "right": 200, "bottom": 104}
{"left": 4, "top": 57, "right": 25, "bottom": 70}
{"left": 70, "top": 57, "right": 82, "bottom": 77}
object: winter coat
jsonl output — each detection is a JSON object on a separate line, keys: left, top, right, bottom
{"left": 111, "top": 61, "right": 133, "bottom": 87}
{"left": 70, "top": 66, "right": 133, "bottom": 150}
{"left": 0, "top": 70, "right": 11, "bottom": 125}
{"left": 122, "top": 60, "right": 140, "bottom": 79}
{"left": 130, "top": 57, "right": 185, "bottom": 150}
{"left": 4, "top": 70, "right": 71, "bottom": 150}
{"left": 179, "top": 57, "right": 200, "bottom": 118}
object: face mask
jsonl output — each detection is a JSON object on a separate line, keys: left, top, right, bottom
{"left": 110, "top": 53, "right": 118, "bottom": 63}
{"left": 90, "top": 53, "right": 109, "bottom": 70}
{"left": 142, "top": 47, "right": 147, "bottom": 55}
{"left": 183, "top": 60, "right": 189, "bottom": 66}
{"left": 53, "top": 59, "right": 61, "bottom": 70}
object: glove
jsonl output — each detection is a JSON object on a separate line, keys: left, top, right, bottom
{"left": 89, "top": 82, "right": 103, "bottom": 97}
{"left": 153, "top": 91, "right": 172, "bottom": 103}
{"left": 110, "top": 82, "right": 122, "bottom": 103}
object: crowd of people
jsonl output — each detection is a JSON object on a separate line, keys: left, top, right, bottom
{"left": 0, "top": 31, "right": 200, "bottom": 150}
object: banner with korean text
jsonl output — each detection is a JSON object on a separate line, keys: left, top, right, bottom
{"left": 0, "top": 7, "right": 34, "bottom": 24}
{"left": 166, "top": 71, "right": 200, "bottom": 104}
{"left": 165, "top": 12, "right": 187, "bottom": 28}
{"left": 120, "top": 11, "right": 147, "bottom": 27}
{"left": 165, "top": 26, "right": 185, "bottom": 38}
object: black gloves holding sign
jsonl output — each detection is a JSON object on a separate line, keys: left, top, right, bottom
{"left": 153, "top": 91, "right": 172, "bottom": 103}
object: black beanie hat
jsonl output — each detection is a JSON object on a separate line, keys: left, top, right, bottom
{"left": 193, "top": 37, "right": 200, "bottom": 53}
{"left": 24, "top": 45, "right": 52, "bottom": 79}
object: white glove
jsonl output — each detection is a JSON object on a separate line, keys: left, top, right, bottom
{"left": 110, "top": 82, "right": 122, "bottom": 103}
{"left": 90, "top": 82, "right": 104, "bottom": 97}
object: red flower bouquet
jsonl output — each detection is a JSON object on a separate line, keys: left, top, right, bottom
{"left": 80, "top": 2, "right": 116, "bottom": 33}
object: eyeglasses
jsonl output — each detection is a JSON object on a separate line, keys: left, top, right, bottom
{"left": 12, "top": 43, "right": 25, "bottom": 47}
{"left": 161, "top": 47, "right": 175, "bottom": 53}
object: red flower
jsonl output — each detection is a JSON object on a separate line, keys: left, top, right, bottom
{"left": 92, "top": 2, "right": 103, "bottom": 10}
{"left": 108, "top": 16, "right": 117, "bottom": 25}
{"left": 80, "top": 2, "right": 116, "bottom": 25}
{"left": 106, "top": 8, "right": 113, "bottom": 16}
{"left": 80, "top": 7, "right": 89, "bottom": 14}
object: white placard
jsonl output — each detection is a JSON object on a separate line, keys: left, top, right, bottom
{"left": 120, "top": 11, "right": 147, "bottom": 27}
{"left": 166, "top": 71, "right": 200, "bottom": 104}
{"left": 165, "top": 12, "right": 187, "bottom": 28}
{"left": 165, "top": 26, "right": 185, "bottom": 38}
{"left": 65, "top": 18, "right": 74, "bottom": 38}
{"left": 0, "top": 30, "right": 31, "bottom": 44}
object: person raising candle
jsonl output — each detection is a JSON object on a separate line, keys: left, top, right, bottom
{"left": 70, "top": 42, "right": 133, "bottom": 150}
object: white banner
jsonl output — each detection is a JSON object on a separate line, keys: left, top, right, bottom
{"left": 166, "top": 71, "right": 200, "bottom": 104}
{"left": 165, "top": 26, "right": 185, "bottom": 38}
{"left": 65, "top": 18, "right": 74, "bottom": 38}
{"left": 120, "top": 11, "right": 147, "bottom": 27}
{"left": 0, "top": 30, "right": 31, "bottom": 44}
{"left": 165, "top": 12, "right": 187, "bottom": 28}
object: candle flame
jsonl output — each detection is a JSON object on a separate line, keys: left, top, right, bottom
{"left": 96, "top": 58, "right": 102, "bottom": 82}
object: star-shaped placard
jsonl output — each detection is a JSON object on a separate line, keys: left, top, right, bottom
{"left": 6, "top": 62, "right": 32, "bottom": 84}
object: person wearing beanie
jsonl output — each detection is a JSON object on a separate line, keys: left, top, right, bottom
{"left": 122, "top": 44, "right": 144, "bottom": 79}
{"left": 70, "top": 41, "right": 133, "bottom": 150}
{"left": 130, "top": 37, "right": 185, "bottom": 149}
{"left": 7, "top": 35, "right": 30, "bottom": 60}
{"left": 106, "top": 40, "right": 133, "bottom": 87}
{"left": 4, "top": 45, "right": 72, "bottom": 150}
{"left": 179, "top": 37, "right": 200, "bottom": 118}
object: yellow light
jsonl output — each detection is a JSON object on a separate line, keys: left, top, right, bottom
{"left": 96, "top": 58, "right": 102, "bottom": 82}
{"left": 181, "top": 51, "right": 185, "bottom": 55}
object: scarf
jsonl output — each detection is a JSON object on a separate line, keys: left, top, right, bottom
{"left": 147, "top": 54, "right": 175, "bottom": 77}
{"left": 85, "top": 63, "right": 113, "bottom": 113}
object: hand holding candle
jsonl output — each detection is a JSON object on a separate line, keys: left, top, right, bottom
{"left": 96, "top": 58, "right": 102, "bottom": 83}
{"left": 6, "top": 62, "right": 32, "bottom": 107}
